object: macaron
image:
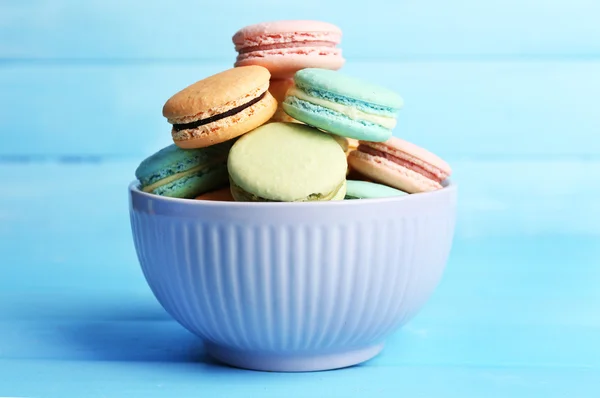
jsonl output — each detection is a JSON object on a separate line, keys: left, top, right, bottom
{"left": 344, "top": 180, "right": 407, "bottom": 200}
{"left": 348, "top": 137, "right": 452, "bottom": 193}
{"left": 346, "top": 168, "right": 371, "bottom": 182}
{"left": 268, "top": 78, "right": 296, "bottom": 123}
{"left": 228, "top": 122, "right": 347, "bottom": 202}
{"left": 195, "top": 187, "right": 234, "bottom": 201}
{"left": 162, "top": 66, "right": 277, "bottom": 149}
{"left": 135, "top": 141, "right": 234, "bottom": 198}
{"left": 283, "top": 69, "right": 403, "bottom": 142}
{"left": 233, "top": 20, "right": 344, "bottom": 79}
{"left": 345, "top": 137, "right": 360, "bottom": 176}
{"left": 346, "top": 138, "right": 359, "bottom": 154}
{"left": 269, "top": 78, "right": 295, "bottom": 103}
{"left": 330, "top": 134, "right": 349, "bottom": 153}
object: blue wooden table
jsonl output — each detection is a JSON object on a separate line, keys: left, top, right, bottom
{"left": 1, "top": 1, "right": 599, "bottom": 396}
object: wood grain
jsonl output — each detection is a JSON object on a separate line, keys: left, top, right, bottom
{"left": 1, "top": 60, "right": 599, "bottom": 157}
{"left": 1, "top": 0, "right": 599, "bottom": 60}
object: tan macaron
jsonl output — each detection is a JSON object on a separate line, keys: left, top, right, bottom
{"left": 268, "top": 78, "right": 297, "bottom": 123}
{"left": 195, "top": 187, "right": 234, "bottom": 201}
{"left": 163, "top": 66, "right": 277, "bottom": 149}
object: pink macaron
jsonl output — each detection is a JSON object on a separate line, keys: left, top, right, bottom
{"left": 348, "top": 137, "right": 452, "bottom": 193}
{"left": 233, "top": 20, "right": 345, "bottom": 79}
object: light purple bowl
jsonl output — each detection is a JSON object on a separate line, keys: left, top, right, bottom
{"left": 129, "top": 181, "right": 457, "bottom": 372}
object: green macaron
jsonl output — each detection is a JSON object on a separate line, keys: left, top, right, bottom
{"left": 135, "top": 140, "right": 234, "bottom": 198}
{"left": 344, "top": 180, "right": 407, "bottom": 200}
{"left": 228, "top": 122, "right": 347, "bottom": 202}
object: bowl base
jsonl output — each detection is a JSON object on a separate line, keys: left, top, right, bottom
{"left": 204, "top": 342, "right": 384, "bottom": 372}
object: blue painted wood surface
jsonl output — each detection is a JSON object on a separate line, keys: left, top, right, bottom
{"left": 1, "top": 0, "right": 599, "bottom": 396}
{"left": 2, "top": 0, "right": 600, "bottom": 59}
{"left": 2, "top": 61, "right": 600, "bottom": 157}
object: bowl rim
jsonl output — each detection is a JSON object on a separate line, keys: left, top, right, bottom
{"left": 129, "top": 179, "right": 456, "bottom": 209}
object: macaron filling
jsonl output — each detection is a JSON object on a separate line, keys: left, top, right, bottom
{"left": 356, "top": 144, "right": 449, "bottom": 183}
{"left": 344, "top": 181, "right": 406, "bottom": 200}
{"left": 238, "top": 40, "right": 337, "bottom": 54}
{"left": 173, "top": 91, "right": 267, "bottom": 132}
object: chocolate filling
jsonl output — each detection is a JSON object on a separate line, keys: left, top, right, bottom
{"left": 358, "top": 144, "right": 442, "bottom": 183}
{"left": 173, "top": 91, "right": 266, "bottom": 132}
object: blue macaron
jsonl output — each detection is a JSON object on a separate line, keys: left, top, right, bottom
{"left": 135, "top": 140, "right": 234, "bottom": 198}
{"left": 282, "top": 68, "right": 403, "bottom": 142}
{"left": 344, "top": 180, "right": 407, "bottom": 200}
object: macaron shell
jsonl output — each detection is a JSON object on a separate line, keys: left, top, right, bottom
{"left": 236, "top": 52, "right": 344, "bottom": 79}
{"left": 282, "top": 97, "right": 392, "bottom": 142}
{"left": 163, "top": 66, "right": 271, "bottom": 122}
{"left": 344, "top": 180, "right": 407, "bottom": 199}
{"left": 343, "top": 138, "right": 360, "bottom": 176}
{"left": 375, "top": 137, "right": 452, "bottom": 176}
{"left": 270, "top": 107, "right": 297, "bottom": 123}
{"left": 329, "top": 134, "right": 349, "bottom": 152}
{"left": 348, "top": 150, "right": 443, "bottom": 193}
{"left": 269, "top": 78, "right": 294, "bottom": 103}
{"left": 233, "top": 21, "right": 344, "bottom": 78}
{"left": 228, "top": 122, "right": 347, "bottom": 201}
{"left": 332, "top": 180, "right": 347, "bottom": 200}
{"left": 233, "top": 20, "right": 342, "bottom": 47}
{"left": 135, "top": 141, "right": 233, "bottom": 197}
{"left": 173, "top": 91, "right": 277, "bottom": 149}
{"left": 195, "top": 186, "right": 234, "bottom": 201}
{"left": 135, "top": 143, "right": 206, "bottom": 184}
{"left": 268, "top": 78, "right": 297, "bottom": 123}
{"left": 293, "top": 68, "right": 403, "bottom": 110}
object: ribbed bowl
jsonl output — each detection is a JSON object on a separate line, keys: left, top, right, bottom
{"left": 129, "top": 181, "right": 457, "bottom": 372}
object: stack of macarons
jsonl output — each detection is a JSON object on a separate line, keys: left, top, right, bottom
{"left": 135, "top": 20, "right": 452, "bottom": 201}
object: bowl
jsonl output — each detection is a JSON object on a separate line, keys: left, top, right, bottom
{"left": 129, "top": 181, "right": 457, "bottom": 372}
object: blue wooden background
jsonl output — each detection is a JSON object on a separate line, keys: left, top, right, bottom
{"left": 1, "top": 1, "right": 599, "bottom": 397}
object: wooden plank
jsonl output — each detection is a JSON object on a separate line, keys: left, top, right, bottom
{"left": 1, "top": 359, "right": 598, "bottom": 398}
{"left": 1, "top": 60, "right": 599, "bottom": 157}
{"left": 1, "top": 0, "right": 600, "bottom": 59}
